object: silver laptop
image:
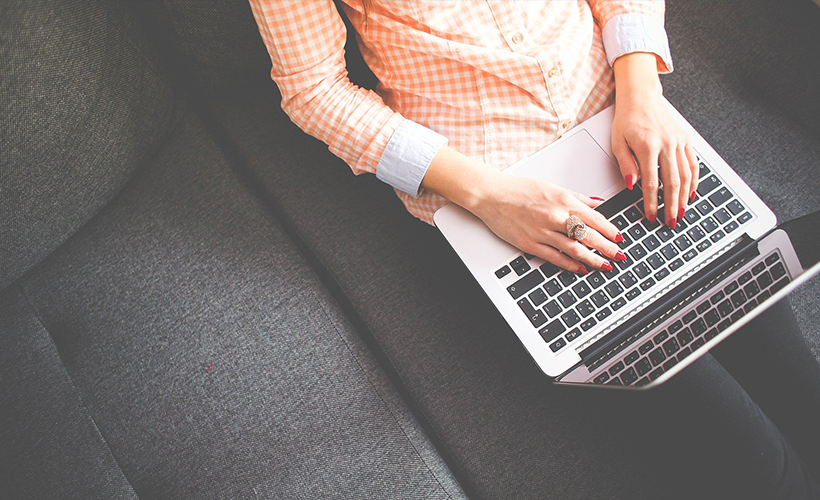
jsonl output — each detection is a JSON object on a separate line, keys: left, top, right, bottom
{"left": 435, "top": 101, "right": 820, "bottom": 390}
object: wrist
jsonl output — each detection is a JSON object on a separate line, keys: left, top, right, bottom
{"left": 613, "top": 52, "right": 663, "bottom": 104}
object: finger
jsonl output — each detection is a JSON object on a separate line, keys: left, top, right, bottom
{"left": 660, "top": 148, "right": 680, "bottom": 228}
{"left": 685, "top": 144, "right": 699, "bottom": 203}
{"left": 572, "top": 204, "right": 623, "bottom": 244}
{"left": 570, "top": 191, "right": 605, "bottom": 208}
{"left": 677, "top": 146, "right": 692, "bottom": 214}
{"left": 578, "top": 225, "right": 626, "bottom": 263}
{"left": 636, "top": 149, "right": 660, "bottom": 224}
{"left": 547, "top": 231, "right": 613, "bottom": 272}
{"left": 530, "top": 241, "right": 589, "bottom": 275}
{"left": 613, "top": 136, "right": 640, "bottom": 190}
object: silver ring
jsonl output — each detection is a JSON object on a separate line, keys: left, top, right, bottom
{"left": 566, "top": 215, "right": 588, "bottom": 241}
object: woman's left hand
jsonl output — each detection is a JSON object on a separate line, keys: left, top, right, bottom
{"left": 610, "top": 53, "right": 699, "bottom": 228}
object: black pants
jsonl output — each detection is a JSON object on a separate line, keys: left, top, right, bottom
{"left": 593, "top": 298, "right": 820, "bottom": 499}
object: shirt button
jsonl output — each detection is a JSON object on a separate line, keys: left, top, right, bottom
{"left": 548, "top": 67, "right": 560, "bottom": 78}
{"left": 561, "top": 120, "right": 571, "bottom": 129}
{"left": 511, "top": 32, "right": 524, "bottom": 44}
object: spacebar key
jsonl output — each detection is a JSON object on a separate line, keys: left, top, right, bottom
{"left": 507, "top": 270, "right": 545, "bottom": 299}
{"left": 595, "top": 188, "right": 643, "bottom": 219}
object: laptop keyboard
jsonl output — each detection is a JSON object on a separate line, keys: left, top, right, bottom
{"left": 588, "top": 250, "right": 790, "bottom": 387}
{"left": 495, "top": 159, "right": 756, "bottom": 354}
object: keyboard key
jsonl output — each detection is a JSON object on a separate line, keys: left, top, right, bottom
{"left": 572, "top": 281, "right": 592, "bottom": 298}
{"left": 641, "top": 217, "right": 661, "bottom": 232}
{"left": 677, "top": 328, "right": 694, "bottom": 346}
{"left": 710, "top": 290, "right": 725, "bottom": 304}
{"left": 682, "top": 249, "right": 698, "bottom": 261}
{"left": 695, "top": 199, "right": 713, "bottom": 216}
{"left": 653, "top": 330, "right": 669, "bottom": 344}
{"left": 669, "top": 258, "right": 684, "bottom": 271}
{"left": 726, "top": 200, "right": 744, "bottom": 215}
{"left": 677, "top": 346, "right": 692, "bottom": 362}
{"left": 674, "top": 235, "right": 693, "bottom": 251}
{"left": 562, "top": 310, "right": 581, "bottom": 327}
{"left": 738, "top": 271, "right": 752, "bottom": 285}
{"left": 611, "top": 297, "right": 627, "bottom": 311}
{"left": 757, "top": 271, "right": 773, "bottom": 290}
{"left": 625, "top": 350, "right": 640, "bottom": 365}
{"left": 660, "top": 243, "right": 679, "bottom": 261}
{"left": 684, "top": 209, "right": 701, "bottom": 224}
{"left": 629, "top": 244, "right": 648, "bottom": 261}
{"left": 593, "top": 372, "right": 610, "bottom": 384}
{"left": 682, "top": 311, "right": 697, "bottom": 324}
{"left": 550, "top": 338, "right": 567, "bottom": 352}
{"left": 625, "top": 287, "right": 641, "bottom": 301}
{"left": 657, "top": 227, "right": 675, "bottom": 244}
{"left": 654, "top": 268, "right": 670, "bottom": 281}
{"left": 595, "top": 307, "right": 612, "bottom": 321}
{"left": 529, "top": 288, "right": 548, "bottom": 306}
{"left": 697, "top": 175, "right": 721, "bottom": 196}
{"left": 616, "top": 253, "right": 634, "bottom": 271}
{"left": 770, "top": 262, "right": 786, "bottom": 280}
{"left": 730, "top": 310, "right": 744, "bottom": 322}
{"left": 617, "top": 233, "right": 633, "bottom": 251}
{"left": 639, "top": 278, "right": 655, "bottom": 292}
{"left": 558, "top": 290, "right": 576, "bottom": 308}
{"left": 712, "top": 208, "right": 731, "bottom": 226}
{"left": 544, "top": 300, "right": 562, "bottom": 318}
{"left": 663, "top": 357, "right": 679, "bottom": 371}
{"left": 649, "top": 347, "right": 666, "bottom": 367}
{"left": 646, "top": 253, "right": 664, "bottom": 271}
{"left": 510, "top": 256, "right": 530, "bottom": 276}
{"left": 704, "top": 309, "right": 720, "bottom": 327}
{"left": 580, "top": 317, "right": 597, "bottom": 331}
{"left": 649, "top": 367, "right": 665, "bottom": 381}
{"left": 540, "top": 320, "right": 566, "bottom": 342}
{"left": 730, "top": 290, "right": 747, "bottom": 308}
{"left": 612, "top": 215, "right": 629, "bottom": 230}
{"left": 495, "top": 266, "right": 511, "bottom": 279}
{"left": 605, "top": 281, "right": 624, "bottom": 298}
{"left": 576, "top": 299, "right": 595, "bottom": 318}
{"left": 687, "top": 226, "right": 706, "bottom": 242}
{"left": 752, "top": 262, "right": 766, "bottom": 275}
{"left": 669, "top": 320, "right": 684, "bottom": 335}
{"left": 691, "top": 337, "right": 706, "bottom": 351}
{"left": 565, "top": 328, "right": 581, "bottom": 342}
{"left": 587, "top": 272, "right": 607, "bottom": 289}
{"left": 710, "top": 230, "right": 726, "bottom": 243}
{"left": 620, "top": 367, "right": 639, "bottom": 385}
{"left": 673, "top": 219, "right": 689, "bottom": 234}
{"left": 635, "top": 357, "right": 652, "bottom": 376}
{"left": 708, "top": 187, "right": 733, "bottom": 207}
{"left": 544, "top": 279, "right": 561, "bottom": 296}
{"left": 696, "top": 301, "right": 711, "bottom": 314}
{"left": 625, "top": 206, "right": 642, "bottom": 223}
{"left": 699, "top": 162, "right": 710, "bottom": 175}
{"left": 725, "top": 281, "right": 739, "bottom": 294}
{"left": 700, "top": 217, "right": 718, "bottom": 233}
{"left": 717, "top": 299, "right": 734, "bottom": 318}
{"left": 518, "top": 298, "right": 548, "bottom": 327}
{"left": 539, "top": 261, "right": 560, "bottom": 278}
{"left": 691, "top": 318, "right": 707, "bottom": 336}
{"left": 507, "top": 270, "right": 545, "bottom": 299}
{"left": 644, "top": 234, "right": 661, "bottom": 252}
{"left": 744, "top": 299, "right": 758, "bottom": 314}
{"left": 705, "top": 329, "right": 719, "bottom": 341}
{"left": 619, "top": 271, "right": 638, "bottom": 289}
{"left": 628, "top": 224, "right": 647, "bottom": 241}
{"left": 696, "top": 239, "right": 712, "bottom": 252}
{"left": 744, "top": 280, "right": 760, "bottom": 298}
{"left": 639, "top": 340, "right": 654, "bottom": 355}
{"left": 634, "top": 262, "right": 651, "bottom": 279}
{"left": 591, "top": 290, "right": 609, "bottom": 308}
{"left": 771, "top": 277, "right": 789, "bottom": 294}
{"left": 765, "top": 253, "right": 780, "bottom": 266}
{"left": 558, "top": 271, "right": 577, "bottom": 287}
{"left": 725, "top": 221, "right": 739, "bottom": 233}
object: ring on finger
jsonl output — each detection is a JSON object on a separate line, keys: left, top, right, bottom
{"left": 566, "top": 215, "right": 588, "bottom": 241}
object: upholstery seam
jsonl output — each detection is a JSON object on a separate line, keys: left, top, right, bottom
{"left": 312, "top": 292, "right": 456, "bottom": 500}
{"left": 16, "top": 284, "right": 142, "bottom": 500}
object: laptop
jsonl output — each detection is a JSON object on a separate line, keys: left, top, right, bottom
{"left": 435, "top": 101, "right": 820, "bottom": 390}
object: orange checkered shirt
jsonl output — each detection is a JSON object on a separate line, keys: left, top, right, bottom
{"left": 249, "top": 1, "right": 672, "bottom": 224}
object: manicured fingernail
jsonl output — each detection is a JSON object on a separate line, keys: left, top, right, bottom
{"left": 647, "top": 212, "right": 657, "bottom": 224}
{"left": 615, "top": 232, "right": 624, "bottom": 243}
{"left": 616, "top": 251, "right": 627, "bottom": 261}
{"left": 577, "top": 266, "right": 589, "bottom": 275}
{"left": 678, "top": 207, "right": 685, "bottom": 221}
{"left": 601, "top": 261, "right": 613, "bottom": 272}
{"left": 626, "top": 174, "right": 637, "bottom": 191}
{"left": 667, "top": 217, "right": 677, "bottom": 229}
{"left": 591, "top": 196, "right": 605, "bottom": 201}
{"left": 689, "top": 191, "right": 696, "bottom": 202}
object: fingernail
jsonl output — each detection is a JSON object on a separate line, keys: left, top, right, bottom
{"left": 626, "top": 174, "right": 637, "bottom": 191}
{"left": 577, "top": 266, "right": 589, "bottom": 275}
{"left": 689, "top": 191, "right": 696, "bottom": 202}
{"left": 615, "top": 232, "right": 624, "bottom": 243}
{"left": 591, "top": 196, "right": 605, "bottom": 201}
{"left": 601, "top": 261, "right": 613, "bottom": 272}
{"left": 667, "top": 217, "right": 677, "bottom": 229}
{"left": 647, "top": 212, "right": 657, "bottom": 224}
{"left": 678, "top": 207, "right": 685, "bottom": 221}
{"left": 615, "top": 251, "right": 627, "bottom": 261}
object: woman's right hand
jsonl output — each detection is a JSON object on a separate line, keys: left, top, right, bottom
{"left": 465, "top": 171, "right": 626, "bottom": 274}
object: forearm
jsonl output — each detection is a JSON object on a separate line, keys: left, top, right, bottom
{"left": 420, "top": 145, "right": 497, "bottom": 213}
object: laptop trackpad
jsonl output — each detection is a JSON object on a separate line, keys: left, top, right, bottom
{"left": 509, "top": 129, "right": 625, "bottom": 200}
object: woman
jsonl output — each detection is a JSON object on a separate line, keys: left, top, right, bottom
{"left": 249, "top": 1, "right": 820, "bottom": 497}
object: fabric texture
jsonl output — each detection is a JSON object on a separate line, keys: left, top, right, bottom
{"left": 248, "top": 0, "right": 671, "bottom": 223}
{"left": 0, "top": 0, "right": 177, "bottom": 290}
{"left": 16, "top": 109, "right": 466, "bottom": 500}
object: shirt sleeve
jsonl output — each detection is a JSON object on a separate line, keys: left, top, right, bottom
{"left": 587, "top": 0, "right": 673, "bottom": 73}
{"left": 248, "top": 0, "right": 446, "bottom": 197}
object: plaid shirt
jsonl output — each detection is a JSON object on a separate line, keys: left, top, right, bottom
{"left": 249, "top": 0, "right": 672, "bottom": 224}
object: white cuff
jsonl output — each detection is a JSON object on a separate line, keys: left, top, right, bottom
{"left": 376, "top": 119, "right": 448, "bottom": 197}
{"left": 602, "top": 13, "right": 674, "bottom": 73}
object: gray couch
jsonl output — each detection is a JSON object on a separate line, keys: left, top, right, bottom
{"left": 1, "top": 1, "right": 818, "bottom": 499}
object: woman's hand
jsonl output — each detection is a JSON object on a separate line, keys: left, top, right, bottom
{"left": 611, "top": 53, "right": 699, "bottom": 228}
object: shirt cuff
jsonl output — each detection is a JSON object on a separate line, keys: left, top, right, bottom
{"left": 375, "top": 119, "right": 448, "bottom": 197}
{"left": 602, "top": 13, "right": 674, "bottom": 73}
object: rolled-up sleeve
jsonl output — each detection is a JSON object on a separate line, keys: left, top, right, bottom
{"left": 588, "top": 1, "right": 673, "bottom": 73}
{"left": 248, "top": 0, "right": 447, "bottom": 195}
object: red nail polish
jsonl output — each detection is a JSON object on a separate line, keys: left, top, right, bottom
{"left": 591, "top": 196, "right": 605, "bottom": 201}
{"left": 678, "top": 207, "right": 685, "bottom": 221}
{"left": 690, "top": 191, "right": 697, "bottom": 202}
{"left": 577, "top": 266, "right": 589, "bottom": 275}
{"left": 615, "top": 232, "right": 624, "bottom": 243}
{"left": 601, "top": 261, "right": 613, "bottom": 272}
{"left": 647, "top": 212, "right": 657, "bottom": 224}
{"left": 626, "top": 174, "right": 637, "bottom": 191}
{"left": 616, "top": 251, "right": 627, "bottom": 261}
{"left": 667, "top": 217, "right": 677, "bottom": 229}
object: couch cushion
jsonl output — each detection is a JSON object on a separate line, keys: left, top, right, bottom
{"left": 11, "top": 109, "right": 465, "bottom": 500}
